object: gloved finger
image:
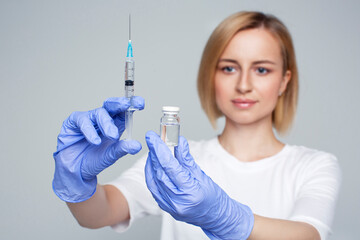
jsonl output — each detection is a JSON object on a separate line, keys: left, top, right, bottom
{"left": 113, "top": 116, "right": 126, "bottom": 136}
{"left": 146, "top": 150, "right": 204, "bottom": 221}
{"left": 131, "top": 96, "right": 145, "bottom": 110}
{"left": 88, "top": 108, "right": 119, "bottom": 140}
{"left": 152, "top": 161, "right": 201, "bottom": 216}
{"left": 145, "top": 156, "right": 162, "bottom": 198}
{"left": 145, "top": 156, "right": 173, "bottom": 213}
{"left": 175, "top": 136, "right": 202, "bottom": 176}
{"left": 81, "top": 139, "right": 142, "bottom": 180}
{"left": 69, "top": 112, "right": 101, "bottom": 145}
{"left": 146, "top": 131, "right": 194, "bottom": 189}
{"left": 103, "top": 97, "right": 131, "bottom": 117}
{"left": 148, "top": 148, "right": 179, "bottom": 193}
{"left": 106, "top": 139, "right": 142, "bottom": 161}
{"left": 105, "top": 96, "right": 144, "bottom": 133}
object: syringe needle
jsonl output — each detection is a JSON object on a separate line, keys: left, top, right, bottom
{"left": 129, "top": 14, "right": 131, "bottom": 41}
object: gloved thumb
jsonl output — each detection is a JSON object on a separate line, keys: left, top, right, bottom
{"left": 145, "top": 131, "right": 173, "bottom": 161}
{"left": 175, "top": 136, "right": 199, "bottom": 172}
{"left": 145, "top": 130, "right": 160, "bottom": 150}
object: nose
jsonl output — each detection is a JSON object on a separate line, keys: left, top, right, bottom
{"left": 236, "top": 70, "right": 253, "bottom": 94}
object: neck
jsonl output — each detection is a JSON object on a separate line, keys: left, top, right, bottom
{"left": 218, "top": 116, "right": 284, "bottom": 162}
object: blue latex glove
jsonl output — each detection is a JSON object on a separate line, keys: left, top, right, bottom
{"left": 144, "top": 131, "right": 254, "bottom": 240}
{"left": 52, "top": 96, "right": 144, "bottom": 203}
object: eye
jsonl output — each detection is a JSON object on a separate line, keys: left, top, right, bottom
{"left": 222, "top": 66, "right": 236, "bottom": 73}
{"left": 256, "top": 67, "right": 269, "bottom": 75}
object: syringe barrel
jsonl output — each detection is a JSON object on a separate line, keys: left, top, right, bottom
{"left": 125, "top": 110, "right": 134, "bottom": 140}
{"left": 125, "top": 86, "right": 134, "bottom": 98}
{"left": 125, "top": 58, "right": 135, "bottom": 99}
{"left": 125, "top": 58, "right": 134, "bottom": 82}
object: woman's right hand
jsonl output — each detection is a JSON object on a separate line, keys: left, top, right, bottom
{"left": 52, "top": 96, "right": 145, "bottom": 203}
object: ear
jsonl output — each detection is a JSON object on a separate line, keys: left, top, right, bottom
{"left": 279, "top": 70, "right": 291, "bottom": 93}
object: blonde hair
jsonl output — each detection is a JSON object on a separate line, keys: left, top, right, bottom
{"left": 197, "top": 11, "right": 298, "bottom": 134}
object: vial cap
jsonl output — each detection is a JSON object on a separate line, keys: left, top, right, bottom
{"left": 162, "top": 106, "right": 180, "bottom": 113}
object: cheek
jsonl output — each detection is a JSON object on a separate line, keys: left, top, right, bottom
{"left": 264, "top": 84, "right": 280, "bottom": 98}
{"left": 257, "top": 79, "right": 282, "bottom": 105}
{"left": 214, "top": 78, "right": 228, "bottom": 106}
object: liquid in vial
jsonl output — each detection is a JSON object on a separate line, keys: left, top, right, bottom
{"left": 160, "top": 123, "right": 180, "bottom": 147}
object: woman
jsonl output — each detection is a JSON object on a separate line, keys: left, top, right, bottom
{"left": 52, "top": 11, "right": 341, "bottom": 240}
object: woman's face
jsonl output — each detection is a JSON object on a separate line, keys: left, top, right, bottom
{"left": 215, "top": 28, "right": 291, "bottom": 126}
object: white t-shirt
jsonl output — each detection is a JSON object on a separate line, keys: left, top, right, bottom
{"left": 108, "top": 137, "right": 341, "bottom": 240}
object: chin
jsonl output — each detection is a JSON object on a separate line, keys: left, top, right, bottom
{"left": 225, "top": 112, "right": 272, "bottom": 126}
{"left": 226, "top": 115, "right": 256, "bottom": 125}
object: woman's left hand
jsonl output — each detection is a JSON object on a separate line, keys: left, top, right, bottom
{"left": 144, "top": 131, "right": 254, "bottom": 240}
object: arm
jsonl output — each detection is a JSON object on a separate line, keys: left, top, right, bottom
{"left": 52, "top": 97, "right": 145, "bottom": 226}
{"left": 249, "top": 151, "right": 341, "bottom": 240}
{"left": 144, "top": 132, "right": 323, "bottom": 240}
{"left": 67, "top": 184, "right": 130, "bottom": 229}
{"left": 249, "top": 215, "right": 320, "bottom": 240}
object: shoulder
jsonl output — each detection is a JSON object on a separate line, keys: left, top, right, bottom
{"left": 285, "top": 145, "right": 339, "bottom": 166}
{"left": 284, "top": 145, "right": 342, "bottom": 181}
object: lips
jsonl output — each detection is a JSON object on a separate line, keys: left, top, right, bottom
{"left": 231, "top": 98, "right": 257, "bottom": 109}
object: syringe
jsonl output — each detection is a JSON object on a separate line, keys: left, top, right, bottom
{"left": 125, "top": 15, "right": 136, "bottom": 140}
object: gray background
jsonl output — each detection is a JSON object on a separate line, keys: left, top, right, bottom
{"left": 1, "top": 0, "right": 359, "bottom": 239}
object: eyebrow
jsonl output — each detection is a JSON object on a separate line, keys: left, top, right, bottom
{"left": 218, "top": 59, "right": 277, "bottom": 65}
{"left": 218, "top": 59, "right": 238, "bottom": 64}
{"left": 253, "top": 60, "right": 276, "bottom": 65}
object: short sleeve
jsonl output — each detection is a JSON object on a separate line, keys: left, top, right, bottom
{"left": 289, "top": 152, "right": 342, "bottom": 240}
{"left": 107, "top": 154, "right": 161, "bottom": 233}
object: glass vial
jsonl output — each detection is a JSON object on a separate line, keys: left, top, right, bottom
{"left": 160, "top": 106, "right": 180, "bottom": 147}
